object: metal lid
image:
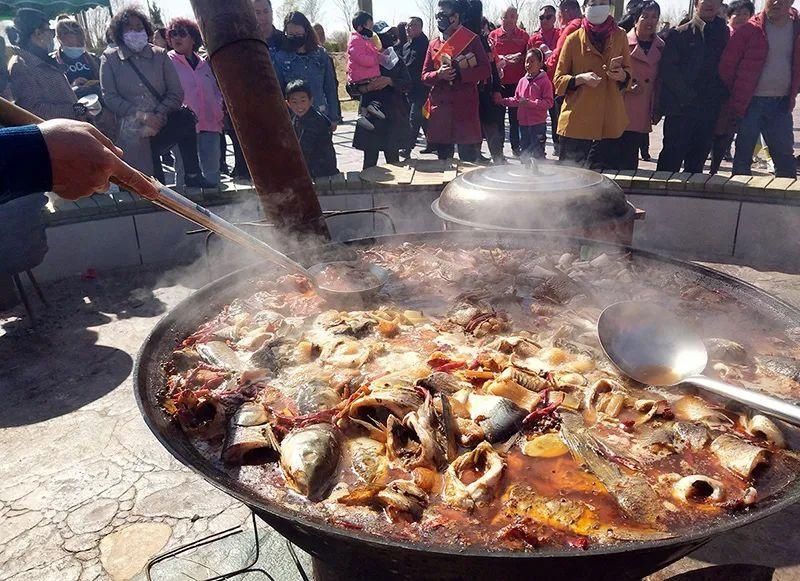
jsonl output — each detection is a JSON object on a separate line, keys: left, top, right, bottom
{"left": 431, "top": 164, "right": 628, "bottom": 231}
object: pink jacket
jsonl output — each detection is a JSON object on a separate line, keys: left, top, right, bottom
{"left": 347, "top": 31, "right": 381, "bottom": 83}
{"left": 623, "top": 30, "right": 664, "bottom": 134}
{"left": 501, "top": 70, "right": 554, "bottom": 126}
{"left": 169, "top": 51, "right": 224, "bottom": 133}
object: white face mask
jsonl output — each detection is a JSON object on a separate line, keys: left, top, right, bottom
{"left": 123, "top": 30, "right": 149, "bottom": 52}
{"left": 586, "top": 4, "right": 611, "bottom": 24}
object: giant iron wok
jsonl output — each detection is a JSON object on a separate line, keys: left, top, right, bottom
{"left": 134, "top": 231, "right": 800, "bottom": 581}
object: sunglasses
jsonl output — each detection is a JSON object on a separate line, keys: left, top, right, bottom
{"left": 168, "top": 28, "right": 189, "bottom": 38}
{"left": 539, "top": 14, "right": 555, "bottom": 20}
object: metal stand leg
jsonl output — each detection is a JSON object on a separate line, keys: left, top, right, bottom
{"left": 25, "top": 270, "right": 48, "bottom": 306}
{"left": 12, "top": 273, "right": 34, "bottom": 321}
{"left": 145, "top": 512, "right": 273, "bottom": 581}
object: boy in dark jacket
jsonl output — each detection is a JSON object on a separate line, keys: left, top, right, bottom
{"left": 286, "top": 79, "right": 338, "bottom": 178}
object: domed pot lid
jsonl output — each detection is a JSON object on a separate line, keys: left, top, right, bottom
{"left": 432, "top": 164, "right": 629, "bottom": 231}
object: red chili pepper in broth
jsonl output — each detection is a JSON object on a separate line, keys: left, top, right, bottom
{"left": 434, "top": 361, "right": 467, "bottom": 373}
{"left": 522, "top": 392, "right": 565, "bottom": 425}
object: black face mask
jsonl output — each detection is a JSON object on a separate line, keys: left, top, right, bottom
{"left": 360, "top": 28, "right": 374, "bottom": 38}
{"left": 287, "top": 35, "right": 305, "bottom": 50}
{"left": 437, "top": 16, "right": 453, "bottom": 32}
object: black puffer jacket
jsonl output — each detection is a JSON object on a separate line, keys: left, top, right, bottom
{"left": 657, "top": 16, "right": 729, "bottom": 118}
{"left": 292, "top": 108, "right": 338, "bottom": 178}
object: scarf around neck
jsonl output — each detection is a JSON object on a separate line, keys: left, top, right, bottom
{"left": 582, "top": 15, "right": 617, "bottom": 52}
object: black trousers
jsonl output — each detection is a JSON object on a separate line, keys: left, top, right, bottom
{"left": 710, "top": 133, "right": 734, "bottom": 175}
{"left": 436, "top": 143, "right": 479, "bottom": 162}
{"left": 500, "top": 83, "right": 521, "bottom": 151}
{"left": 363, "top": 148, "right": 399, "bottom": 170}
{"left": 558, "top": 136, "right": 617, "bottom": 169}
{"left": 407, "top": 87, "right": 428, "bottom": 150}
{"left": 657, "top": 113, "right": 717, "bottom": 174}
{"left": 150, "top": 113, "right": 202, "bottom": 183}
{"left": 615, "top": 130, "right": 646, "bottom": 171}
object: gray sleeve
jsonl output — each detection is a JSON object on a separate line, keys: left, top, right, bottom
{"left": 100, "top": 54, "right": 137, "bottom": 117}
{"left": 155, "top": 54, "right": 184, "bottom": 115}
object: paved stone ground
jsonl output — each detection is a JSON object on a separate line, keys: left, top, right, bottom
{"left": 2, "top": 257, "right": 800, "bottom": 581}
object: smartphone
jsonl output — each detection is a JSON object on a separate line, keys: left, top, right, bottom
{"left": 609, "top": 56, "right": 623, "bottom": 69}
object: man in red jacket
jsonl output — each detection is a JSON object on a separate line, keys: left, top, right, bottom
{"left": 489, "top": 7, "right": 530, "bottom": 155}
{"left": 719, "top": 0, "right": 800, "bottom": 177}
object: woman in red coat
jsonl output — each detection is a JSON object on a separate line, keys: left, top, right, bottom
{"left": 421, "top": 0, "right": 491, "bottom": 161}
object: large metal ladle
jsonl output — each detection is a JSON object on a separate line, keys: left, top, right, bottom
{"left": 0, "top": 99, "right": 388, "bottom": 300}
{"left": 598, "top": 301, "right": 800, "bottom": 426}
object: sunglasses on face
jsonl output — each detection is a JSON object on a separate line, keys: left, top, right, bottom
{"left": 168, "top": 28, "right": 189, "bottom": 38}
{"left": 539, "top": 14, "right": 555, "bottom": 20}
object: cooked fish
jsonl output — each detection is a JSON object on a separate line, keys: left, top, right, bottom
{"left": 417, "top": 371, "right": 472, "bottom": 394}
{"left": 757, "top": 356, "right": 800, "bottom": 383}
{"left": 442, "top": 441, "right": 506, "bottom": 511}
{"left": 705, "top": 338, "right": 747, "bottom": 364}
{"left": 348, "top": 373, "right": 425, "bottom": 427}
{"left": 196, "top": 341, "right": 243, "bottom": 371}
{"left": 743, "top": 414, "right": 786, "bottom": 448}
{"left": 462, "top": 393, "right": 527, "bottom": 443}
{"left": 672, "top": 475, "right": 725, "bottom": 504}
{"left": 503, "top": 485, "right": 673, "bottom": 541}
{"left": 672, "top": 422, "right": 710, "bottom": 451}
{"left": 343, "top": 437, "right": 388, "bottom": 484}
{"left": 222, "top": 402, "right": 280, "bottom": 465}
{"left": 710, "top": 434, "right": 769, "bottom": 478}
{"left": 560, "top": 412, "right": 666, "bottom": 527}
{"left": 280, "top": 423, "right": 341, "bottom": 500}
{"left": 295, "top": 379, "right": 341, "bottom": 414}
{"left": 339, "top": 479, "right": 429, "bottom": 522}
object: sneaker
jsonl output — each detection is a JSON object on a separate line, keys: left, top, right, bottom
{"left": 641, "top": 152, "right": 651, "bottom": 162}
{"left": 366, "top": 102, "right": 386, "bottom": 119}
{"left": 512, "top": 148, "right": 521, "bottom": 157}
{"left": 399, "top": 149, "right": 411, "bottom": 159}
{"left": 356, "top": 116, "right": 375, "bottom": 131}
{"left": 476, "top": 155, "right": 493, "bottom": 165}
{"left": 419, "top": 145, "right": 436, "bottom": 154}
{"left": 492, "top": 156, "right": 507, "bottom": 165}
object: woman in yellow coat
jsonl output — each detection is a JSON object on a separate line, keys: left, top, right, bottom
{"left": 553, "top": 0, "right": 632, "bottom": 168}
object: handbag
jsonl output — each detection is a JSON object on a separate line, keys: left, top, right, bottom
{"left": 125, "top": 57, "right": 198, "bottom": 133}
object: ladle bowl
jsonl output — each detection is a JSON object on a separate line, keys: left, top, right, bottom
{"left": 597, "top": 301, "right": 800, "bottom": 426}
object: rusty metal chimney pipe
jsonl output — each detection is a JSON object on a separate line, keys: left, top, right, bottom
{"left": 189, "top": 0, "right": 329, "bottom": 239}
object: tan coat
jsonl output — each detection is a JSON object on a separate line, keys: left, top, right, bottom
{"left": 8, "top": 47, "right": 77, "bottom": 120}
{"left": 553, "top": 26, "right": 632, "bottom": 140}
{"left": 99, "top": 44, "right": 183, "bottom": 175}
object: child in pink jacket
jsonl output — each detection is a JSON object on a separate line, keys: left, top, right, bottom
{"left": 347, "top": 11, "right": 384, "bottom": 130}
{"left": 498, "top": 48, "right": 554, "bottom": 160}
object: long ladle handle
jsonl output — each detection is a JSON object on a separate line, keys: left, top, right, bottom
{"left": 686, "top": 375, "right": 800, "bottom": 426}
{"left": 147, "top": 182, "right": 309, "bottom": 278}
{"left": 0, "top": 98, "right": 309, "bottom": 279}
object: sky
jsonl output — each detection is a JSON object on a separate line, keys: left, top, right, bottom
{"left": 130, "top": 0, "right": 703, "bottom": 35}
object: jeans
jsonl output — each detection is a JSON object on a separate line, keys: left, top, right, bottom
{"left": 710, "top": 133, "right": 734, "bottom": 175}
{"left": 519, "top": 124, "right": 547, "bottom": 159}
{"left": 733, "top": 96, "right": 796, "bottom": 178}
{"left": 500, "top": 83, "right": 521, "bottom": 152}
{"left": 657, "top": 113, "right": 717, "bottom": 174}
{"left": 175, "top": 131, "right": 222, "bottom": 187}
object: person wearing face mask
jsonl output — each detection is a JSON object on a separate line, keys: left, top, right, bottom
{"left": 553, "top": 0, "right": 632, "bottom": 168}
{"left": 100, "top": 7, "right": 214, "bottom": 188}
{"left": 273, "top": 11, "right": 342, "bottom": 130}
{"left": 656, "top": 0, "right": 729, "bottom": 174}
{"left": 618, "top": 0, "right": 663, "bottom": 169}
{"left": 421, "top": 0, "right": 491, "bottom": 162}
{"left": 51, "top": 16, "right": 118, "bottom": 141}
{"left": 7, "top": 9, "right": 80, "bottom": 122}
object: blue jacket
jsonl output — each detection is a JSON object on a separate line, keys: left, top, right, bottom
{"left": 0, "top": 125, "right": 52, "bottom": 205}
{"left": 272, "top": 47, "right": 341, "bottom": 122}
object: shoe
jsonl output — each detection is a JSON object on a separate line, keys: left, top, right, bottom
{"left": 366, "top": 102, "right": 386, "bottom": 119}
{"left": 492, "top": 156, "right": 507, "bottom": 165}
{"left": 184, "top": 174, "right": 218, "bottom": 189}
{"left": 356, "top": 116, "right": 375, "bottom": 131}
{"left": 553, "top": 142, "right": 560, "bottom": 157}
{"left": 641, "top": 152, "right": 651, "bottom": 162}
{"left": 476, "top": 155, "right": 492, "bottom": 165}
{"left": 512, "top": 148, "right": 521, "bottom": 157}
{"left": 399, "top": 149, "right": 411, "bottom": 159}
{"left": 232, "top": 166, "right": 251, "bottom": 180}
{"left": 419, "top": 145, "right": 436, "bottom": 154}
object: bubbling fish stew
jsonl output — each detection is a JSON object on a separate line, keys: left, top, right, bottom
{"left": 162, "top": 242, "right": 800, "bottom": 550}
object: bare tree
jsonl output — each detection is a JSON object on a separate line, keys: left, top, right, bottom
{"left": 301, "top": 0, "right": 324, "bottom": 23}
{"left": 147, "top": 0, "right": 165, "bottom": 28}
{"left": 416, "top": 0, "right": 437, "bottom": 38}
{"left": 83, "top": 6, "right": 112, "bottom": 51}
{"left": 277, "top": 0, "right": 300, "bottom": 24}
{"left": 332, "top": 0, "right": 358, "bottom": 30}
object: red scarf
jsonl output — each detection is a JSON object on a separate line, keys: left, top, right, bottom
{"left": 582, "top": 15, "right": 616, "bottom": 52}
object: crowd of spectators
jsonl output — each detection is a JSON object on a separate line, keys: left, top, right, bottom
{"left": 3, "top": 0, "right": 799, "bottom": 188}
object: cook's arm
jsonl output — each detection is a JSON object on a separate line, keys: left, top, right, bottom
{"left": 0, "top": 125, "right": 51, "bottom": 204}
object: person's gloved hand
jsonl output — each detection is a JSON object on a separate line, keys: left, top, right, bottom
{"left": 38, "top": 119, "right": 137, "bottom": 201}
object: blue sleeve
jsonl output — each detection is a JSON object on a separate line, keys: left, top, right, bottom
{"left": 322, "top": 52, "right": 341, "bottom": 122}
{"left": 0, "top": 125, "right": 53, "bottom": 205}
